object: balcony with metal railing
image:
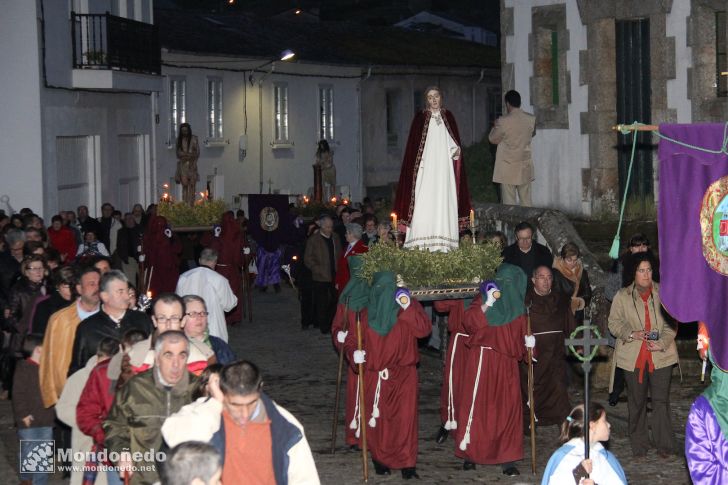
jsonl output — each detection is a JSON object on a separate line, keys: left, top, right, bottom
{"left": 70, "top": 11, "right": 161, "bottom": 91}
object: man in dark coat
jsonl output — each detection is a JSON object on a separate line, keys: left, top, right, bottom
{"left": 70, "top": 270, "right": 152, "bottom": 373}
{"left": 502, "top": 221, "right": 553, "bottom": 280}
{"left": 304, "top": 215, "right": 341, "bottom": 334}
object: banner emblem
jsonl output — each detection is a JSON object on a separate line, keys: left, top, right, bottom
{"left": 700, "top": 175, "right": 728, "bottom": 275}
{"left": 260, "top": 207, "right": 279, "bottom": 232}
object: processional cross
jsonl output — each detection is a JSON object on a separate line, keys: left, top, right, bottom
{"left": 564, "top": 320, "right": 610, "bottom": 477}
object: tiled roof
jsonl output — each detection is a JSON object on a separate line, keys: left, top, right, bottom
{"left": 155, "top": 8, "right": 499, "bottom": 69}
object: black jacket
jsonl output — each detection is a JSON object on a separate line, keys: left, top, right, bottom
{"left": 502, "top": 242, "right": 553, "bottom": 279}
{"left": 69, "top": 308, "right": 152, "bottom": 374}
{"left": 31, "top": 291, "right": 73, "bottom": 336}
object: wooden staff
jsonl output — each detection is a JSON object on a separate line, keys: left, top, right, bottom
{"left": 526, "top": 305, "right": 536, "bottom": 475}
{"left": 356, "top": 311, "right": 369, "bottom": 482}
{"left": 611, "top": 123, "right": 658, "bottom": 132}
{"left": 330, "top": 298, "right": 350, "bottom": 454}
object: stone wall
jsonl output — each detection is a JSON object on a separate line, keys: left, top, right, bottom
{"left": 688, "top": 0, "right": 728, "bottom": 121}
{"left": 576, "top": 0, "right": 677, "bottom": 217}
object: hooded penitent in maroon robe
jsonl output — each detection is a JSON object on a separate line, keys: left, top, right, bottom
{"left": 454, "top": 294, "right": 527, "bottom": 464}
{"left": 206, "top": 211, "right": 244, "bottom": 325}
{"left": 143, "top": 215, "right": 182, "bottom": 294}
{"left": 331, "top": 304, "right": 360, "bottom": 448}
{"left": 344, "top": 302, "right": 431, "bottom": 470}
{"left": 520, "top": 288, "right": 576, "bottom": 427}
{"left": 433, "top": 299, "right": 469, "bottom": 431}
{"left": 393, "top": 109, "right": 472, "bottom": 229}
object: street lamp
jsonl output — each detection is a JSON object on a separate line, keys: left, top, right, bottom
{"left": 248, "top": 50, "right": 296, "bottom": 193}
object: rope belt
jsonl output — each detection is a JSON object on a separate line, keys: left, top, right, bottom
{"left": 368, "top": 369, "right": 389, "bottom": 428}
{"left": 349, "top": 377, "right": 362, "bottom": 438}
{"left": 459, "top": 345, "right": 493, "bottom": 451}
{"left": 445, "top": 332, "right": 469, "bottom": 431}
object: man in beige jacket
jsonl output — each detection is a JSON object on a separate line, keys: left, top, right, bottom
{"left": 488, "top": 90, "right": 536, "bottom": 206}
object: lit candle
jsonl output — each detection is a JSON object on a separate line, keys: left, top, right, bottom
{"left": 146, "top": 291, "right": 152, "bottom": 299}
{"left": 391, "top": 212, "right": 397, "bottom": 230}
{"left": 470, "top": 209, "right": 475, "bottom": 229}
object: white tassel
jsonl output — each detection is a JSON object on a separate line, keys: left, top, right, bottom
{"left": 450, "top": 420, "right": 458, "bottom": 430}
{"left": 349, "top": 418, "right": 358, "bottom": 430}
{"left": 372, "top": 407, "right": 380, "bottom": 418}
{"left": 369, "top": 417, "right": 377, "bottom": 427}
{"left": 444, "top": 421, "right": 452, "bottom": 430}
{"left": 355, "top": 427, "right": 360, "bottom": 438}
{"left": 459, "top": 432, "right": 470, "bottom": 451}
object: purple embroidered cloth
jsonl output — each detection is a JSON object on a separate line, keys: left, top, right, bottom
{"left": 685, "top": 395, "right": 728, "bottom": 484}
{"left": 657, "top": 123, "right": 728, "bottom": 369}
{"left": 255, "top": 246, "right": 282, "bottom": 287}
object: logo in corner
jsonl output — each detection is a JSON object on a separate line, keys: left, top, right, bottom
{"left": 19, "top": 440, "right": 55, "bottom": 474}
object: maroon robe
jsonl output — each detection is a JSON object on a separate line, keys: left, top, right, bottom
{"left": 143, "top": 216, "right": 182, "bottom": 295}
{"left": 344, "top": 301, "right": 432, "bottom": 469}
{"left": 393, "top": 109, "right": 472, "bottom": 229}
{"left": 454, "top": 294, "right": 527, "bottom": 464}
{"left": 520, "top": 288, "right": 576, "bottom": 427}
{"left": 334, "top": 239, "right": 368, "bottom": 294}
{"left": 205, "top": 211, "right": 244, "bottom": 324}
{"left": 331, "top": 304, "right": 360, "bottom": 447}
{"left": 433, "top": 299, "right": 468, "bottom": 428}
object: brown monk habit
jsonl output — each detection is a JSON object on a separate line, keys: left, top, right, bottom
{"left": 520, "top": 288, "right": 576, "bottom": 427}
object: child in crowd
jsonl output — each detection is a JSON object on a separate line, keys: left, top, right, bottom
{"left": 541, "top": 402, "right": 627, "bottom": 485}
{"left": 12, "top": 334, "right": 55, "bottom": 485}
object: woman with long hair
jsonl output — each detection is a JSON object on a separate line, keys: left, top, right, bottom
{"left": 552, "top": 242, "right": 592, "bottom": 325}
{"left": 392, "top": 86, "right": 471, "bottom": 252}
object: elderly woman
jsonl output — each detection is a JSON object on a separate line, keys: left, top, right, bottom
{"left": 608, "top": 252, "right": 678, "bottom": 458}
{"left": 552, "top": 242, "right": 592, "bottom": 325}
{"left": 334, "top": 223, "right": 368, "bottom": 294}
{"left": 181, "top": 295, "right": 236, "bottom": 365}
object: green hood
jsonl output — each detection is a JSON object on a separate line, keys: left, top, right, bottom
{"left": 704, "top": 350, "right": 728, "bottom": 440}
{"left": 367, "top": 271, "right": 400, "bottom": 336}
{"left": 485, "top": 263, "right": 527, "bottom": 326}
{"left": 338, "top": 256, "right": 369, "bottom": 311}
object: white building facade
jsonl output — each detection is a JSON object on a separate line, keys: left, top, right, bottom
{"left": 501, "top": 0, "right": 727, "bottom": 217}
{"left": 1, "top": 0, "right": 160, "bottom": 218}
{"left": 157, "top": 53, "right": 364, "bottom": 205}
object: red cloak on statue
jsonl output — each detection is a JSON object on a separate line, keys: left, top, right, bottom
{"left": 453, "top": 294, "right": 527, "bottom": 465}
{"left": 343, "top": 302, "right": 432, "bottom": 469}
{"left": 393, "top": 109, "right": 472, "bottom": 228}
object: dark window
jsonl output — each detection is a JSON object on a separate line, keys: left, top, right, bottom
{"left": 386, "top": 90, "right": 400, "bottom": 148}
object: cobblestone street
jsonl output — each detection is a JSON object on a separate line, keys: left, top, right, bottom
{"left": 1, "top": 286, "right": 704, "bottom": 483}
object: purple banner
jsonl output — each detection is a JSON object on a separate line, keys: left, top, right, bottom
{"left": 657, "top": 123, "right": 728, "bottom": 369}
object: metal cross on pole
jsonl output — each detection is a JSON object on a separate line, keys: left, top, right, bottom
{"left": 564, "top": 320, "right": 610, "bottom": 476}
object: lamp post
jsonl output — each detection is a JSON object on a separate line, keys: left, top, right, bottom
{"left": 249, "top": 50, "right": 295, "bottom": 194}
